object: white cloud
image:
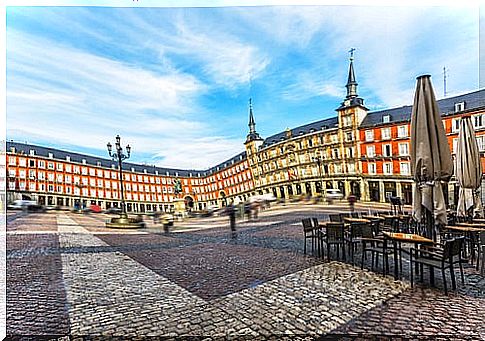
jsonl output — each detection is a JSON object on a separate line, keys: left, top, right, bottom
{"left": 6, "top": 30, "right": 247, "bottom": 169}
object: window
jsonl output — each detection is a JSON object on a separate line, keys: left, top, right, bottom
{"left": 476, "top": 136, "right": 485, "bottom": 152}
{"left": 383, "top": 162, "right": 393, "bottom": 175}
{"left": 381, "top": 127, "right": 391, "bottom": 140}
{"left": 47, "top": 173, "right": 54, "bottom": 181}
{"left": 400, "top": 162, "right": 410, "bottom": 175}
{"left": 48, "top": 153, "right": 53, "bottom": 159}
{"left": 29, "top": 150, "right": 35, "bottom": 156}
{"left": 343, "top": 115, "right": 352, "bottom": 127}
{"left": 29, "top": 160, "right": 35, "bottom": 167}
{"left": 8, "top": 157, "right": 16, "bottom": 166}
{"left": 346, "top": 147, "right": 354, "bottom": 158}
{"left": 398, "top": 143, "right": 409, "bottom": 156}
{"left": 48, "top": 184, "right": 54, "bottom": 192}
{"left": 383, "top": 144, "right": 392, "bottom": 157}
{"left": 29, "top": 170, "right": 35, "bottom": 179}
{"left": 65, "top": 164, "right": 72, "bottom": 173}
{"left": 368, "top": 163, "right": 377, "bottom": 175}
{"left": 397, "top": 125, "right": 408, "bottom": 138}
{"left": 56, "top": 163, "right": 63, "bottom": 171}
{"left": 82, "top": 167, "right": 88, "bottom": 175}
{"left": 454, "top": 102, "right": 465, "bottom": 112}
{"left": 365, "top": 130, "right": 374, "bottom": 141}
{"left": 48, "top": 162, "right": 54, "bottom": 170}
{"left": 89, "top": 168, "right": 96, "bottom": 176}
{"left": 383, "top": 115, "right": 391, "bottom": 123}
{"left": 38, "top": 160, "right": 45, "bottom": 168}
{"left": 452, "top": 118, "right": 460, "bottom": 133}
{"left": 332, "top": 148, "right": 340, "bottom": 158}
{"left": 474, "top": 114, "right": 485, "bottom": 129}
{"left": 19, "top": 170, "right": 26, "bottom": 178}
{"left": 346, "top": 131, "right": 354, "bottom": 142}
{"left": 347, "top": 163, "right": 355, "bottom": 173}
{"left": 19, "top": 158, "right": 26, "bottom": 167}
{"left": 366, "top": 145, "right": 375, "bottom": 157}
{"left": 308, "top": 139, "right": 313, "bottom": 147}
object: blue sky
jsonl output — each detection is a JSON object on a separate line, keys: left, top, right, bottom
{"left": 6, "top": 4, "right": 480, "bottom": 169}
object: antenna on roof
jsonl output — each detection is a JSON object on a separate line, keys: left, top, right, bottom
{"left": 443, "top": 66, "right": 448, "bottom": 98}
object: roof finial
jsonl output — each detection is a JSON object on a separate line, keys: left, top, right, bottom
{"left": 349, "top": 47, "right": 356, "bottom": 61}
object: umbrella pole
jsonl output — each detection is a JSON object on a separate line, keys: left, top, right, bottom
{"left": 425, "top": 208, "right": 436, "bottom": 242}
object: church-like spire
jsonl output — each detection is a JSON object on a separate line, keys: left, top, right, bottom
{"left": 346, "top": 48, "right": 358, "bottom": 99}
{"left": 248, "top": 98, "right": 256, "bottom": 134}
{"left": 246, "top": 98, "right": 262, "bottom": 143}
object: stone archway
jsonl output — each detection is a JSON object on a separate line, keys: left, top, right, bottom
{"left": 184, "top": 195, "right": 194, "bottom": 210}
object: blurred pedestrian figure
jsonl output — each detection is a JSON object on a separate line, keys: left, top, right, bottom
{"left": 251, "top": 202, "right": 259, "bottom": 220}
{"left": 244, "top": 202, "right": 251, "bottom": 221}
{"left": 348, "top": 194, "right": 357, "bottom": 212}
{"left": 226, "top": 203, "right": 237, "bottom": 238}
{"left": 153, "top": 210, "right": 161, "bottom": 224}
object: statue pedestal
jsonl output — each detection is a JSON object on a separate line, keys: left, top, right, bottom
{"left": 174, "top": 198, "right": 186, "bottom": 221}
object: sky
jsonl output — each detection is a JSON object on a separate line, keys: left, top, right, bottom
{"left": 5, "top": 4, "right": 481, "bottom": 170}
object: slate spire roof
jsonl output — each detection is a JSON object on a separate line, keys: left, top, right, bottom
{"left": 246, "top": 98, "right": 263, "bottom": 143}
{"left": 346, "top": 48, "right": 358, "bottom": 99}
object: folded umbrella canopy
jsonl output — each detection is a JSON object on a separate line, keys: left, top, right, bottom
{"left": 456, "top": 115, "right": 483, "bottom": 218}
{"left": 410, "top": 75, "right": 453, "bottom": 238}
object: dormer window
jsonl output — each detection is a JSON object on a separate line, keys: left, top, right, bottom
{"left": 143, "top": 169, "right": 147, "bottom": 174}
{"left": 82, "top": 159, "right": 86, "bottom": 164}
{"left": 48, "top": 153, "right": 53, "bottom": 159}
{"left": 455, "top": 102, "right": 465, "bottom": 112}
{"left": 97, "top": 161, "right": 101, "bottom": 167}
{"left": 66, "top": 156, "right": 70, "bottom": 161}
{"left": 383, "top": 115, "right": 391, "bottom": 123}
{"left": 29, "top": 149, "right": 35, "bottom": 156}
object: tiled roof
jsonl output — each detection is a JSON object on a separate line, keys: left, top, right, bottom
{"left": 206, "top": 151, "right": 247, "bottom": 175}
{"left": 6, "top": 141, "right": 220, "bottom": 177}
{"left": 360, "top": 89, "right": 485, "bottom": 128}
{"left": 260, "top": 116, "right": 338, "bottom": 148}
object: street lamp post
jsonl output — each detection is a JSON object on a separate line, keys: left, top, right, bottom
{"left": 105, "top": 135, "right": 144, "bottom": 229}
{"left": 312, "top": 155, "right": 324, "bottom": 200}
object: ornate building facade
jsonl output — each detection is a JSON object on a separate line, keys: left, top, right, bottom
{"left": 5, "top": 56, "right": 485, "bottom": 211}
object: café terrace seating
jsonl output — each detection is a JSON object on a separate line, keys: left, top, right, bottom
{"left": 410, "top": 237, "right": 465, "bottom": 295}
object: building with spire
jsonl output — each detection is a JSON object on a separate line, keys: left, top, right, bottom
{"left": 6, "top": 51, "right": 485, "bottom": 211}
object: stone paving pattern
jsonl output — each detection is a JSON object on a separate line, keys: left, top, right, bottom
{"left": 5, "top": 204, "right": 485, "bottom": 338}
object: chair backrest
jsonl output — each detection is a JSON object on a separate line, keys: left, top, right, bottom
{"left": 329, "top": 214, "right": 342, "bottom": 222}
{"left": 326, "top": 222, "right": 345, "bottom": 241}
{"left": 312, "top": 217, "right": 319, "bottom": 228}
{"left": 361, "top": 223, "right": 374, "bottom": 239}
{"left": 340, "top": 213, "right": 351, "bottom": 220}
{"left": 302, "top": 218, "right": 313, "bottom": 232}
{"left": 443, "top": 237, "right": 464, "bottom": 259}
{"left": 349, "top": 222, "right": 365, "bottom": 239}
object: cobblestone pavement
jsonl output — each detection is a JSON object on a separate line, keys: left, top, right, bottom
{"left": 5, "top": 204, "right": 485, "bottom": 338}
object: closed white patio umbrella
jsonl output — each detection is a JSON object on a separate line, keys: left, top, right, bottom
{"left": 456, "top": 115, "right": 483, "bottom": 218}
{"left": 410, "top": 75, "right": 453, "bottom": 240}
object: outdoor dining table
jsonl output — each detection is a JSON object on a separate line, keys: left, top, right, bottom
{"left": 382, "top": 232, "right": 435, "bottom": 280}
{"left": 362, "top": 215, "right": 385, "bottom": 220}
{"left": 343, "top": 217, "right": 370, "bottom": 223}
{"left": 456, "top": 222, "right": 485, "bottom": 228}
